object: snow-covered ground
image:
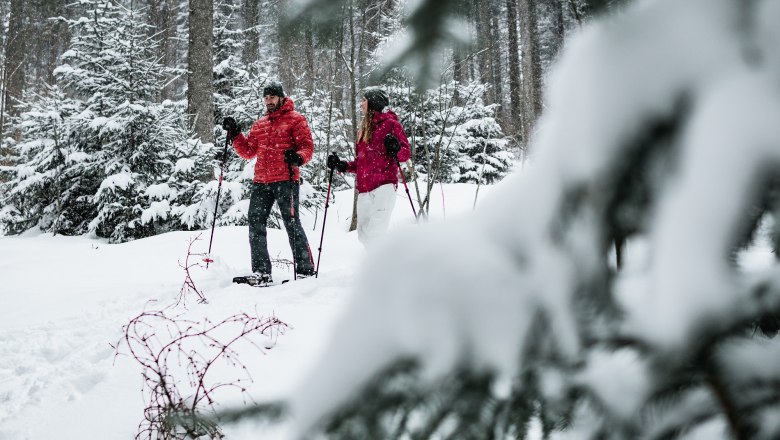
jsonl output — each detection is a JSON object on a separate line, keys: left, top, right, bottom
{"left": 1, "top": 175, "right": 775, "bottom": 440}
{"left": 0, "top": 181, "right": 498, "bottom": 440}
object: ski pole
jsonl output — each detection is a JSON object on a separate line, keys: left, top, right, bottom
{"left": 205, "top": 135, "right": 231, "bottom": 268}
{"left": 396, "top": 158, "right": 417, "bottom": 218}
{"left": 315, "top": 167, "right": 335, "bottom": 278}
{"left": 287, "top": 161, "right": 298, "bottom": 280}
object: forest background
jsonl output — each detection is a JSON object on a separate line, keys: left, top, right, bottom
{"left": 0, "top": 0, "right": 608, "bottom": 242}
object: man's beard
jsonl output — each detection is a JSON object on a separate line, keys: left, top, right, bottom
{"left": 266, "top": 102, "right": 279, "bottom": 113}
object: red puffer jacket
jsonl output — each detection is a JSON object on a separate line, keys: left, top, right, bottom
{"left": 233, "top": 98, "right": 314, "bottom": 183}
{"left": 345, "top": 110, "right": 411, "bottom": 193}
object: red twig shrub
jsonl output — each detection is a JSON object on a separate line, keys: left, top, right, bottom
{"left": 115, "top": 308, "right": 288, "bottom": 439}
{"left": 177, "top": 234, "right": 209, "bottom": 306}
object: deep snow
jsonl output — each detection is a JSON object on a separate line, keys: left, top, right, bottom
{"left": 1, "top": 180, "right": 775, "bottom": 439}
{"left": 0, "top": 182, "right": 499, "bottom": 439}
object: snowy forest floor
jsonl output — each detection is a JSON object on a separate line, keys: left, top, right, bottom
{"left": 1, "top": 179, "right": 774, "bottom": 440}
{"left": 0, "top": 182, "right": 516, "bottom": 439}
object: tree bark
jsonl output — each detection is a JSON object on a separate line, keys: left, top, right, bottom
{"left": 452, "top": 48, "right": 465, "bottom": 105}
{"left": 519, "top": 0, "right": 542, "bottom": 147}
{"left": 243, "top": 0, "right": 260, "bottom": 65}
{"left": 3, "top": 0, "right": 28, "bottom": 119}
{"left": 347, "top": 0, "right": 360, "bottom": 232}
{"left": 278, "top": 2, "right": 296, "bottom": 93}
{"left": 550, "top": 0, "right": 565, "bottom": 62}
{"left": 489, "top": 0, "right": 504, "bottom": 121}
{"left": 506, "top": 0, "right": 522, "bottom": 140}
{"left": 475, "top": 0, "right": 493, "bottom": 102}
{"left": 148, "top": 0, "right": 178, "bottom": 100}
{"left": 187, "top": 0, "right": 215, "bottom": 144}
{"left": 305, "top": 22, "right": 316, "bottom": 94}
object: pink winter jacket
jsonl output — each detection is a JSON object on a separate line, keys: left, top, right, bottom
{"left": 345, "top": 110, "right": 411, "bottom": 193}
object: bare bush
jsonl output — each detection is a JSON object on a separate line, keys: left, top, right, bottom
{"left": 115, "top": 309, "right": 288, "bottom": 439}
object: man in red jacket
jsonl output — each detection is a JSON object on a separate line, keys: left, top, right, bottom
{"left": 222, "top": 82, "right": 315, "bottom": 284}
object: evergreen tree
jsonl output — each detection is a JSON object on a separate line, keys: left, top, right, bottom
{"left": 1, "top": 0, "right": 191, "bottom": 242}
{"left": 56, "top": 0, "right": 187, "bottom": 242}
{"left": 387, "top": 80, "right": 513, "bottom": 185}
{"left": 0, "top": 86, "right": 89, "bottom": 235}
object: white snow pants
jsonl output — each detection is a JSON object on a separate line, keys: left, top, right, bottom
{"left": 356, "top": 183, "right": 397, "bottom": 246}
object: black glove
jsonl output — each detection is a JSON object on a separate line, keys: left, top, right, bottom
{"left": 327, "top": 153, "right": 340, "bottom": 170}
{"left": 327, "top": 153, "right": 348, "bottom": 173}
{"left": 222, "top": 117, "right": 240, "bottom": 141}
{"left": 384, "top": 133, "right": 401, "bottom": 158}
{"left": 284, "top": 149, "right": 304, "bottom": 166}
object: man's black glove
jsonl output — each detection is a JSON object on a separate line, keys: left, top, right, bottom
{"left": 284, "top": 149, "right": 304, "bottom": 166}
{"left": 384, "top": 133, "right": 401, "bottom": 158}
{"left": 222, "top": 117, "right": 240, "bottom": 141}
{"left": 327, "top": 152, "right": 347, "bottom": 172}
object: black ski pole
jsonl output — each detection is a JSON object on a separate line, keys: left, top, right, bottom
{"left": 205, "top": 136, "right": 231, "bottom": 268}
{"left": 315, "top": 167, "right": 335, "bottom": 278}
{"left": 287, "top": 161, "right": 298, "bottom": 280}
{"left": 396, "top": 158, "right": 417, "bottom": 218}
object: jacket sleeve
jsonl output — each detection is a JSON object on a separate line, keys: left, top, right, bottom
{"left": 233, "top": 129, "right": 257, "bottom": 159}
{"left": 345, "top": 159, "right": 357, "bottom": 173}
{"left": 391, "top": 120, "right": 412, "bottom": 163}
{"left": 292, "top": 115, "right": 315, "bottom": 164}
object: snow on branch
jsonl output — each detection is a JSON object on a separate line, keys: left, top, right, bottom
{"left": 229, "top": 0, "right": 780, "bottom": 438}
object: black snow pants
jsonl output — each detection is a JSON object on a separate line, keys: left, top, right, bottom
{"left": 248, "top": 181, "right": 314, "bottom": 276}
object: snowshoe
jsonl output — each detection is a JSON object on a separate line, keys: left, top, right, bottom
{"left": 233, "top": 273, "right": 274, "bottom": 287}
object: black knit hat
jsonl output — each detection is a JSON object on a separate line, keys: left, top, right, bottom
{"left": 263, "top": 82, "right": 285, "bottom": 98}
{"left": 363, "top": 87, "right": 389, "bottom": 112}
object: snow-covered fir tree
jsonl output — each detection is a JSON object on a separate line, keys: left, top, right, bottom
{"left": 56, "top": 0, "right": 188, "bottom": 242}
{"left": 0, "top": 86, "right": 88, "bottom": 235}
{"left": 388, "top": 80, "right": 513, "bottom": 185}
{"left": 0, "top": 0, "right": 192, "bottom": 242}
{"left": 447, "top": 86, "right": 513, "bottom": 184}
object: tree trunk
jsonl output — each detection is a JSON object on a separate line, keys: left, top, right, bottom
{"left": 3, "top": 0, "right": 28, "bottom": 119}
{"left": 25, "top": 1, "right": 70, "bottom": 87}
{"left": 278, "top": 3, "right": 296, "bottom": 93}
{"left": 148, "top": 0, "right": 178, "bottom": 100}
{"left": 243, "top": 0, "right": 260, "bottom": 65}
{"left": 519, "top": 0, "right": 542, "bottom": 147}
{"left": 347, "top": 0, "right": 360, "bottom": 232}
{"left": 452, "top": 48, "right": 464, "bottom": 105}
{"left": 358, "top": 0, "right": 383, "bottom": 87}
{"left": 550, "top": 0, "right": 565, "bottom": 62}
{"left": 489, "top": 0, "right": 504, "bottom": 122}
{"left": 505, "top": 0, "right": 522, "bottom": 140}
{"left": 305, "top": 22, "right": 316, "bottom": 94}
{"left": 475, "top": 0, "right": 494, "bottom": 103}
{"left": 187, "top": 0, "right": 215, "bottom": 144}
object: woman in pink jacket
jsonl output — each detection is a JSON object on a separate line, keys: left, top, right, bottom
{"left": 328, "top": 87, "right": 412, "bottom": 245}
